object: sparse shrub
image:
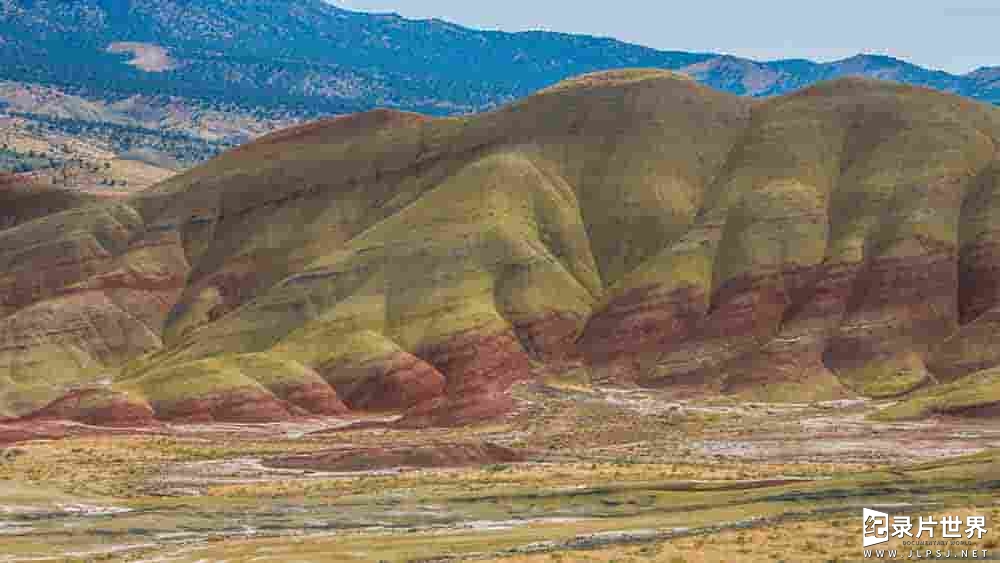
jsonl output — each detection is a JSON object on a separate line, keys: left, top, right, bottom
{"left": 484, "top": 463, "right": 511, "bottom": 473}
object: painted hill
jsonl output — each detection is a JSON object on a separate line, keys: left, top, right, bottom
{"left": 3, "top": 71, "right": 1000, "bottom": 426}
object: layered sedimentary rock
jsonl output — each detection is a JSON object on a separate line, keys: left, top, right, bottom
{"left": 25, "top": 388, "right": 156, "bottom": 427}
{"left": 5, "top": 70, "right": 1000, "bottom": 425}
{"left": 0, "top": 200, "right": 190, "bottom": 417}
{"left": 329, "top": 351, "right": 446, "bottom": 412}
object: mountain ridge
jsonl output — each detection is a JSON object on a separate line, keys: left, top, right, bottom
{"left": 0, "top": 0, "right": 997, "bottom": 117}
{"left": 3, "top": 71, "right": 1000, "bottom": 426}
{"left": 2, "top": 0, "right": 997, "bottom": 192}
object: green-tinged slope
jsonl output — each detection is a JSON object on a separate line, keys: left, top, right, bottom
{"left": 876, "top": 367, "right": 1000, "bottom": 420}
{"left": 117, "top": 71, "right": 755, "bottom": 423}
{"left": 0, "top": 195, "right": 188, "bottom": 417}
{"left": 4, "top": 71, "right": 1000, "bottom": 424}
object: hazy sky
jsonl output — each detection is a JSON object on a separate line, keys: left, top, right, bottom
{"left": 332, "top": 1, "right": 997, "bottom": 74}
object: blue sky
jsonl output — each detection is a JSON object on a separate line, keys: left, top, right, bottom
{"left": 332, "top": 1, "right": 997, "bottom": 74}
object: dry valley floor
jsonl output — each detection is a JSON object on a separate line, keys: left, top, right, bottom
{"left": 1, "top": 376, "right": 998, "bottom": 562}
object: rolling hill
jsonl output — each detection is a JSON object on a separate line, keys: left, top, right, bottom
{"left": 2, "top": 0, "right": 998, "bottom": 194}
{"left": 2, "top": 71, "right": 1000, "bottom": 427}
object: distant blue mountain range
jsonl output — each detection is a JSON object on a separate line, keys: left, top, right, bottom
{"left": 0, "top": 0, "right": 996, "bottom": 115}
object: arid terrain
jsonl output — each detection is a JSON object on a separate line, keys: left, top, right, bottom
{"left": 0, "top": 80, "right": 300, "bottom": 193}
{"left": 2, "top": 375, "right": 998, "bottom": 561}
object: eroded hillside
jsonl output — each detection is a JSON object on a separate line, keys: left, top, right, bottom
{"left": 3, "top": 70, "right": 1000, "bottom": 426}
